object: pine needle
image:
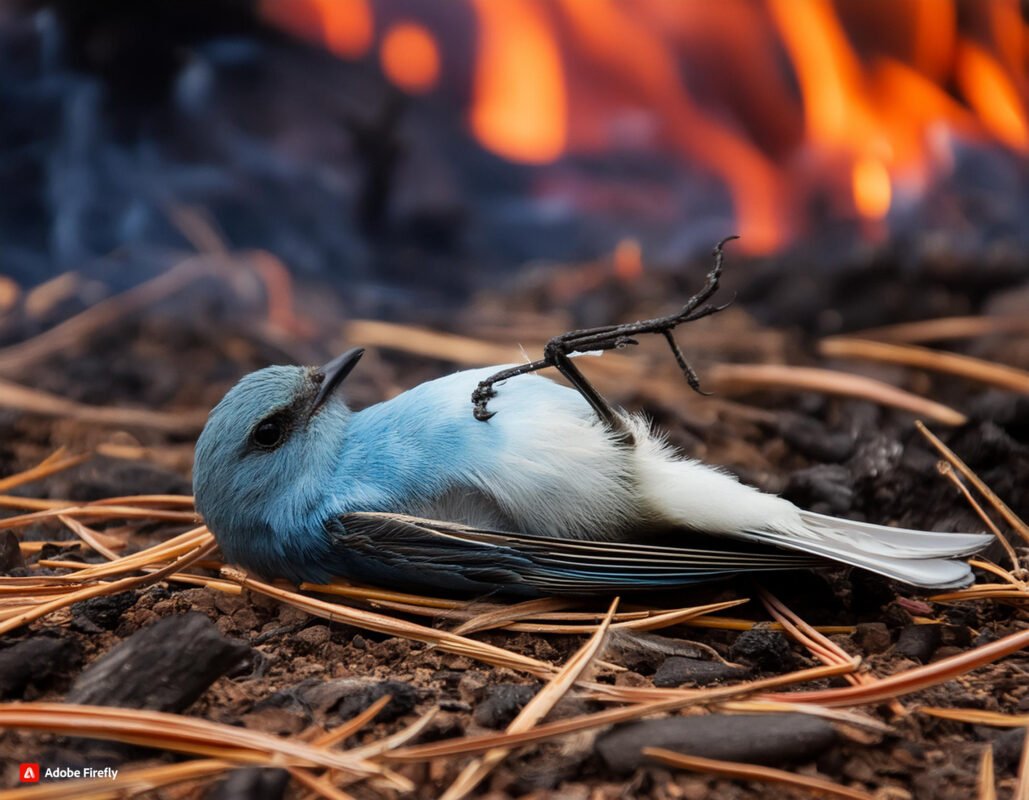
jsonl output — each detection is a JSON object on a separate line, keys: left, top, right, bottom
{"left": 708, "top": 363, "right": 967, "bottom": 425}
{"left": 920, "top": 708, "right": 1029, "bottom": 727}
{"left": 0, "top": 759, "right": 231, "bottom": 800}
{"left": 979, "top": 744, "right": 996, "bottom": 800}
{"left": 759, "top": 589, "right": 906, "bottom": 715}
{"left": 224, "top": 570, "right": 558, "bottom": 678}
{"left": 936, "top": 461, "right": 1022, "bottom": 573}
{"left": 389, "top": 662, "right": 856, "bottom": 762}
{"left": 644, "top": 747, "right": 875, "bottom": 799}
{"left": 0, "top": 451, "right": 90, "bottom": 493}
{"left": 0, "top": 703, "right": 383, "bottom": 778}
{"left": 771, "top": 627, "right": 1029, "bottom": 707}
{"left": 916, "top": 420, "right": 1029, "bottom": 545}
{"left": 821, "top": 337, "right": 1029, "bottom": 395}
{"left": 441, "top": 598, "right": 620, "bottom": 800}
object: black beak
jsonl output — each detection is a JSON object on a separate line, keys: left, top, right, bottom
{"left": 311, "top": 347, "right": 364, "bottom": 414}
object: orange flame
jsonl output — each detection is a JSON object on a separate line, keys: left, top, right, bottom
{"left": 851, "top": 157, "right": 891, "bottom": 220}
{"left": 612, "top": 238, "right": 643, "bottom": 281}
{"left": 909, "top": 0, "right": 957, "bottom": 82}
{"left": 259, "top": 0, "right": 372, "bottom": 59}
{"left": 957, "top": 42, "right": 1029, "bottom": 152}
{"left": 553, "top": 0, "right": 790, "bottom": 252}
{"left": 381, "top": 22, "right": 440, "bottom": 94}
{"left": 468, "top": 0, "right": 566, "bottom": 164}
{"left": 768, "top": 0, "right": 897, "bottom": 219}
{"left": 259, "top": 0, "right": 1029, "bottom": 252}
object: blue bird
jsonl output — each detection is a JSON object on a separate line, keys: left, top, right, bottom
{"left": 193, "top": 347, "right": 990, "bottom": 595}
{"left": 194, "top": 241, "right": 990, "bottom": 595}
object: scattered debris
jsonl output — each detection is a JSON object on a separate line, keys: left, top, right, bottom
{"left": 597, "top": 714, "right": 839, "bottom": 773}
{"left": 67, "top": 612, "right": 251, "bottom": 712}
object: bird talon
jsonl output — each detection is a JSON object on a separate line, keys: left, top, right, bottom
{"left": 471, "top": 384, "right": 496, "bottom": 402}
{"left": 473, "top": 406, "right": 496, "bottom": 421}
{"left": 467, "top": 237, "right": 738, "bottom": 429}
{"left": 543, "top": 341, "right": 566, "bottom": 362}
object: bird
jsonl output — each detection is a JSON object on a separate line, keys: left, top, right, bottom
{"left": 193, "top": 348, "right": 991, "bottom": 596}
{"left": 193, "top": 240, "right": 990, "bottom": 596}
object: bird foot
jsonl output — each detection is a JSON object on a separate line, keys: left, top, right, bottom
{"left": 471, "top": 235, "right": 738, "bottom": 433}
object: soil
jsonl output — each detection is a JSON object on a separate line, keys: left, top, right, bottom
{"left": 0, "top": 253, "right": 1027, "bottom": 799}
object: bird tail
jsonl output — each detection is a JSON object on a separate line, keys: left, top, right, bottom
{"left": 630, "top": 423, "right": 991, "bottom": 590}
{"left": 737, "top": 511, "right": 992, "bottom": 589}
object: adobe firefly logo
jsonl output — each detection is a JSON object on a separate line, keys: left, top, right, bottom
{"left": 19, "top": 763, "right": 40, "bottom": 783}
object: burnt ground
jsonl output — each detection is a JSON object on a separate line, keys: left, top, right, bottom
{"left": 0, "top": 251, "right": 1027, "bottom": 799}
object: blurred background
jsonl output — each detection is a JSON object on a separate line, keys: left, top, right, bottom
{"left": 2, "top": 0, "right": 1027, "bottom": 315}
{"left": 0, "top": 0, "right": 1027, "bottom": 492}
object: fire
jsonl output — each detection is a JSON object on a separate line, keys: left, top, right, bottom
{"left": 260, "top": 0, "right": 1029, "bottom": 252}
{"left": 259, "top": 0, "right": 372, "bottom": 60}
{"left": 768, "top": 0, "right": 901, "bottom": 220}
{"left": 956, "top": 42, "right": 1029, "bottom": 152}
{"left": 468, "top": 0, "right": 566, "bottom": 164}
{"left": 381, "top": 23, "right": 440, "bottom": 94}
{"left": 613, "top": 238, "right": 643, "bottom": 282}
{"left": 851, "top": 157, "right": 891, "bottom": 220}
{"left": 550, "top": 0, "right": 790, "bottom": 252}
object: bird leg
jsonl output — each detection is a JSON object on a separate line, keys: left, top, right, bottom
{"left": 471, "top": 236, "right": 738, "bottom": 439}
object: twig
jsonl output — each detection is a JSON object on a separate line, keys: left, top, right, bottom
{"left": 58, "top": 515, "right": 122, "bottom": 561}
{"left": 451, "top": 597, "right": 573, "bottom": 634}
{"left": 312, "top": 695, "right": 393, "bottom": 748}
{"left": 346, "top": 709, "right": 439, "bottom": 761}
{"left": 287, "top": 768, "right": 358, "bottom": 800}
{"left": 0, "top": 504, "right": 198, "bottom": 531}
{"left": 931, "top": 585, "right": 1029, "bottom": 602}
{"left": 0, "top": 536, "right": 216, "bottom": 634}
{"left": 224, "top": 570, "right": 558, "bottom": 678}
{"left": 0, "top": 703, "right": 382, "bottom": 777}
{"left": 0, "top": 256, "right": 216, "bottom": 374}
{"left": 921, "top": 708, "right": 1029, "bottom": 727}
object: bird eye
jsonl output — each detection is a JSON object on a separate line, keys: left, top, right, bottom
{"left": 252, "top": 418, "right": 284, "bottom": 449}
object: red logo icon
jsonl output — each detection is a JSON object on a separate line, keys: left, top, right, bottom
{"left": 19, "top": 764, "right": 40, "bottom": 783}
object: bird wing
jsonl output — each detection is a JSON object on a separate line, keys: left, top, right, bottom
{"left": 323, "top": 512, "right": 819, "bottom": 596}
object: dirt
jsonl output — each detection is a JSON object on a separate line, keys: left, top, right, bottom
{"left": 0, "top": 256, "right": 1027, "bottom": 798}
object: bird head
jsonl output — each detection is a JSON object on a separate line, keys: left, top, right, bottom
{"left": 192, "top": 348, "right": 364, "bottom": 578}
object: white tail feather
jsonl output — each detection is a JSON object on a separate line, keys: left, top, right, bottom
{"left": 796, "top": 512, "right": 992, "bottom": 559}
{"left": 739, "top": 512, "right": 992, "bottom": 588}
{"left": 631, "top": 419, "right": 991, "bottom": 589}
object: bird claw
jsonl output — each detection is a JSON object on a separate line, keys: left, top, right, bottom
{"left": 470, "top": 236, "right": 738, "bottom": 424}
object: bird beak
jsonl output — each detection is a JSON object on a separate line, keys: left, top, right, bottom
{"left": 311, "top": 347, "right": 364, "bottom": 414}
